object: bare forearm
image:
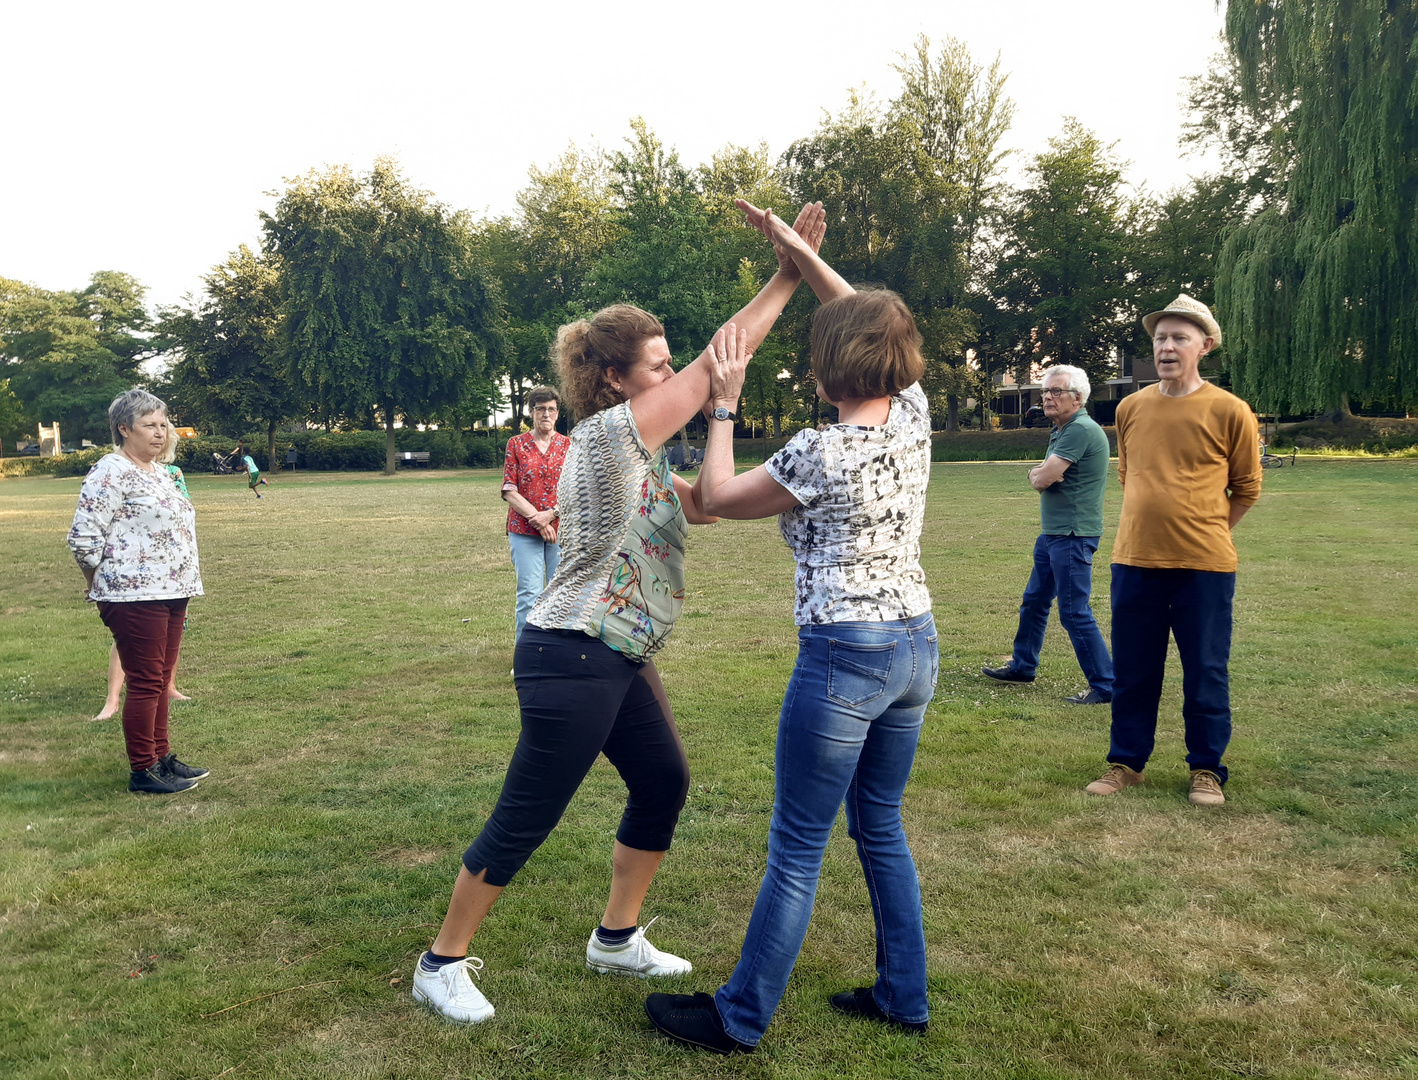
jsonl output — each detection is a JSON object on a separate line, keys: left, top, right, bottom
{"left": 730, "top": 269, "right": 802, "bottom": 352}
{"left": 698, "top": 419, "right": 737, "bottom": 517}
{"left": 503, "top": 488, "right": 539, "bottom": 520}
{"left": 788, "top": 243, "right": 853, "bottom": 304}
{"left": 1228, "top": 499, "right": 1254, "bottom": 529}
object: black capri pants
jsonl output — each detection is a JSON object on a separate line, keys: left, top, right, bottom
{"left": 463, "top": 626, "right": 692, "bottom": 887}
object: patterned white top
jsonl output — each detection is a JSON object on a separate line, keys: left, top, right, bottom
{"left": 765, "top": 383, "right": 932, "bottom": 625}
{"left": 527, "top": 402, "right": 687, "bottom": 660}
{"left": 68, "top": 453, "right": 204, "bottom": 603}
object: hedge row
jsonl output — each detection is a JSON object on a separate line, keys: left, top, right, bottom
{"left": 1268, "top": 416, "right": 1418, "bottom": 454}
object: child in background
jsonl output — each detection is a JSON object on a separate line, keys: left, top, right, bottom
{"left": 233, "top": 444, "right": 269, "bottom": 498}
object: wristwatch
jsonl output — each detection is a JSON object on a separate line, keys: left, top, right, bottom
{"left": 712, "top": 406, "right": 736, "bottom": 422}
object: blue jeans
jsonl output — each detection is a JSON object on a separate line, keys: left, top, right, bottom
{"left": 508, "top": 531, "right": 559, "bottom": 638}
{"left": 1009, "top": 534, "right": 1114, "bottom": 696}
{"left": 1108, "top": 565, "right": 1235, "bottom": 783}
{"left": 716, "top": 614, "right": 938, "bottom": 1045}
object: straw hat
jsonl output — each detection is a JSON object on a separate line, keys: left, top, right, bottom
{"left": 1141, "top": 294, "right": 1222, "bottom": 347}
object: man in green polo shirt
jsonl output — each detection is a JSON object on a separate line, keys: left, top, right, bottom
{"left": 983, "top": 364, "right": 1115, "bottom": 704}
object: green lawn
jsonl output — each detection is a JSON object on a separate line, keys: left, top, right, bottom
{"left": 2, "top": 459, "right": 1415, "bottom": 1080}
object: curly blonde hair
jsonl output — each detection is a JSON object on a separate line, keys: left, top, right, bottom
{"left": 555, "top": 305, "right": 665, "bottom": 419}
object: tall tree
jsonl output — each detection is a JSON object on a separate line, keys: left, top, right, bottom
{"left": 591, "top": 119, "right": 732, "bottom": 365}
{"left": 0, "top": 272, "right": 155, "bottom": 444}
{"left": 0, "top": 378, "right": 36, "bottom": 454}
{"left": 990, "top": 121, "right": 1141, "bottom": 388}
{"left": 1216, "top": 0, "right": 1418, "bottom": 414}
{"left": 482, "top": 144, "right": 621, "bottom": 427}
{"left": 264, "top": 158, "right": 506, "bottom": 473}
{"left": 158, "top": 245, "right": 302, "bottom": 469}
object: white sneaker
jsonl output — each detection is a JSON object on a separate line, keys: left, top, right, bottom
{"left": 585, "top": 916, "right": 692, "bottom": 978}
{"left": 412, "top": 953, "right": 494, "bottom": 1023}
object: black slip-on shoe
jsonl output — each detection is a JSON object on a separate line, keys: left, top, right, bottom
{"left": 158, "top": 753, "right": 210, "bottom": 780}
{"left": 645, "top": 992, "right": 754, "bottom": 1055}
{"left": 981, "top": 664, "right": 1035, "bottom": 683}
{"left": 1062, "top": 689, "right": 1111, "bottom": 705}
{"left": 829, "top": 986, "right": 928, "bottom": 1035}
{"left": 129, "top": 766, "right": 197, "bottom": 795}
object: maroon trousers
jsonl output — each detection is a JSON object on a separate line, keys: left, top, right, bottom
{"left": 97, "top": 598, "right": 188, "bottom": 770}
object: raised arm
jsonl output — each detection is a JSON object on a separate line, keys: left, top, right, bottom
{"left": 630, "top": 202, "right": 827, "bottom": 453}
{"left": 693, "top": 325, "right": 801, "bottom": 521}
{"left": 736, "top": 199, "right": 853, "bottom": 305}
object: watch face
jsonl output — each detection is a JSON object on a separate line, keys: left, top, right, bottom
{"left": 714, "top": 407, "right": 731, "bottom": 421}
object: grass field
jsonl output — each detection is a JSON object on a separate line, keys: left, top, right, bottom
{"left": 2, "top": 459, "right": 1415, "bottom": 1080}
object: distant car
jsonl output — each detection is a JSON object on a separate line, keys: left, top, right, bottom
{"left": 1023, "top": 404, "right": 1048, "bottom": 428}
{"left": 18, "top": 444, "right": 41, "bottom": 456}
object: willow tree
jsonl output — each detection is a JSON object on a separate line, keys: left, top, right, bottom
{"left": 264, "top": 159, "right": 506, "bottom": 472}
{"left": 1216, "top": 0, "right": 1418, "bottom": 415}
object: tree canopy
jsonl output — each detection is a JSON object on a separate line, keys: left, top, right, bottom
{"left": 1215, "top": 0, "right": 1418, "bottom": 413}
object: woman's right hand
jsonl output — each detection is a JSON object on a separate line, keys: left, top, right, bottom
{"left": 706, "top": 322, "right": 751, "bottom": 411}
{"left": 737, "top": 200, "right": 824, "bottom": 273}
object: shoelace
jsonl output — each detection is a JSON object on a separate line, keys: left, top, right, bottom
{"left": 447, "top": 955, "right": 485, "bottom": 983}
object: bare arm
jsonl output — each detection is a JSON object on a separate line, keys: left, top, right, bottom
{"left": 696, "top": 326, "right": 801, "bottom": 520}
{"left": 672, "top": 473, "right": 718, "bottom": 525}
{"left": 630, "top": 202, "right": 828, "bottom": 454}
{"left": 1227, "top": 499, "right": 1254, "bottom": 529}
{"left": 737, "top": 199, "right": 853, "bottom": 304}
{"left": 1029, "top": 454, "right": 1072, "bottom": 491}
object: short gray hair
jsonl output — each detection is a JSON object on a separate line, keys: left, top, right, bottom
{"left": 1042, "top": 364, "right": 1091, "bottom": 405}
{"left": 108, "top": 388, "right": 168, "bottom": 447}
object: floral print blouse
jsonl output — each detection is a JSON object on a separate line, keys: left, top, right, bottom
{"left": 68, "top": 453, "right": 204, "bottom": 603}
{"left": 502, "top": 430, "right": 571, "bottom": 537}
{"left": 527, "top": 402, "right": 686, "bottom": 660}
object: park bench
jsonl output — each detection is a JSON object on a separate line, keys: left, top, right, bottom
{"left": 395, "top": 451, "right": 431, "bottom": 467}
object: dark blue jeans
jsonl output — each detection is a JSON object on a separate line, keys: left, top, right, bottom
{"left": 1108, "top": 565, "right": 1235, "bottom": 783}
{"left": 1009, "top": 534, "right": 1114, "bottom": 696}
{"left": 715, "top": 614, "right": 938, "bottom": 1045}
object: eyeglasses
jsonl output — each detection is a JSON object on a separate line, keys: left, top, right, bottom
{"left": 531, "top": 406, "right": 558, "bottom": 414}
{"left": 1041, "top": 388, "right": 1077, "bottom": 398}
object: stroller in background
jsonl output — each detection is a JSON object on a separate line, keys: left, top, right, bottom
{"left": 211, "top": 451, "right": 234, "bottom": 474}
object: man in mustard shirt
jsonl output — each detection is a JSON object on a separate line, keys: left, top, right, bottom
{"left": 983, "top": 364, "right": 1114, "bottom": 705}
{"left": 1086, "top": 296, "right": 1261, "bottom": 806}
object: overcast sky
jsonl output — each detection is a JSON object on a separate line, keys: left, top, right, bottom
{"left": 3, "top": 0, "right": 1227, "bottom": 312}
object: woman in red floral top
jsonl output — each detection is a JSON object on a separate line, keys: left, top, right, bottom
{"left": 502, "top": 385, "right": 571, "bottom": 638}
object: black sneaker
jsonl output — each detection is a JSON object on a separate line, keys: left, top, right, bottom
{"left": 158, "top": 753, "right": 210, "bottom": 780}
{"left": 829, "top": 987, "right": 928, "bottom": 1035}
{"left": 645, "top": 992, "right": 754, "bottom": 1055}
{"left": 981, "top": 664, "right": 1034, "bottom": 683}
{"left": 1062, "top": 689, "right": 1111, "bottom": 705}
{"left": 129, "top": 766, "right": 198, "bottom": 795}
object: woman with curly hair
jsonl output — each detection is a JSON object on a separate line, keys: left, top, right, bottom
{"left": 412, "top": 202, "right": 827, "bottom": 1025}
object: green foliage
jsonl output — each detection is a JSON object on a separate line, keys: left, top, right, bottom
{"left": 1216, "top": 0, "right": 1418, "bottom": 412}
{"left": 0, "top": 273, "right": 155, "bottom": 443}
{"left": 263, "top": 158, "right": 507, "bottom": 472}
{"left": 157, "top": 245, "right": 303, "bottom": 470}
{"left": 0, "top": 378, "right": 36, "bottom": 450}
{"left": 0, "top": 446, "right": 105, "bottom": 478}
{"left": 990, "top": 121, "right": 1141, "bottom": 387}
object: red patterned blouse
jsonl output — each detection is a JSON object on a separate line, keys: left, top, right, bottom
{"left": 502, "top": 431, "right": 571, "bottom": 537}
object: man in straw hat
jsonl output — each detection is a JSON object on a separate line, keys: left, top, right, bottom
{"left": 1085, "top": 295, "right": 1261, "bottom": 806}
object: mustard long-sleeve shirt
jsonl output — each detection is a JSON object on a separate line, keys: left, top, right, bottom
{"left": 1113, "top": 383, "right": 1262, "bottom": 572}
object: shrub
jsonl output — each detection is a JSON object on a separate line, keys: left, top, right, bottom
{"left": 0, "top": 447, "right": 107, "bottom": 478}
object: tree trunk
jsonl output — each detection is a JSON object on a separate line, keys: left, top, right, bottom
{"left": 384, "top": 410, "right": 396, "bottom": 476}
{"left": 1323, "top": 393, "right": 1352, "bottom": 424}
{"left": 266, "top": 420, "right": 277, "bottom": 473}
{"left": 946, "top": 393, "right": 959, "bottom": 433}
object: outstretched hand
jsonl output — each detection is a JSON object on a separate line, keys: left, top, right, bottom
{"left": 737, "top": 199, "right": 825, "bottom": 275}
{"left": 703, "top": 321, "right": 751, "bottom": 420}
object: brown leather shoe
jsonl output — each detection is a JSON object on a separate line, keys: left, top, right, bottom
{"left": 1188, "top": 770, "right": 1225, "bottom": 806}
{"left": 1085, "top": 763, "right": 1143, "bottom": 796}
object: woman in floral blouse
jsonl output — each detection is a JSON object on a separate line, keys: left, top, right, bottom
{"left": 411, "top": 203, "right": 828, "bottom": 1027}
{"left": 68, "top": 389, "right": 207, "bottom": 795}
{"left": 501, "top": 385, "right": 571, "bottom": 640}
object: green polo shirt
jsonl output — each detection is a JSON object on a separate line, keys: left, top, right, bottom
{"left": 1041, "top": 410, "right": 1109, "bottom": 537}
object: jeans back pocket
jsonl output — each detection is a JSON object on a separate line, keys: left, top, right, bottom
{"left": 827, "top": 639, "right": 896, "bottom": 708}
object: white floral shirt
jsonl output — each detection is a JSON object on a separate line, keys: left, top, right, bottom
{"left": 68, "top": 453, "right": 204, "bottom": 603}
{"left": 765, "top": 383, "right": 932, "bottom": 625}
